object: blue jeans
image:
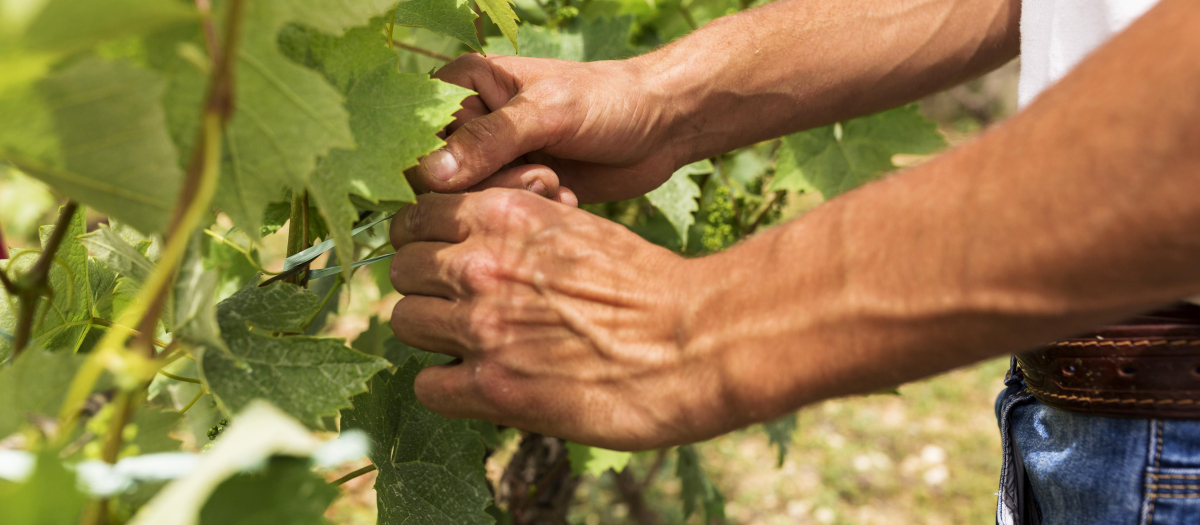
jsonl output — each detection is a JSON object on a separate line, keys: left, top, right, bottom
{"left": 996, "top": 358, "right": 1200, "bottom": 524}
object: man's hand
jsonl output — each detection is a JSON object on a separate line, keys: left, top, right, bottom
{"left": 409, "top": 55, "right": 681, "bottom": 204}
{"left": 388, "top": 189, "right": 733, "bottom": 450}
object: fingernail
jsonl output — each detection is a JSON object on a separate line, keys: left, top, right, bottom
{"left": 527, "top": 179, "right": 548, "bottom": 196}
{"left": 422, "top": 149, "right": 458, "bottom": 182}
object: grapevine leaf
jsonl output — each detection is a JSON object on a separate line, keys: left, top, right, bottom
{"left": 278, "top": 20, "right": 398, "bottom": 94}
{"left": 342, "top": 356, "right": 494, "bottom": 525}
{"left": 0, "top": 206, "right": 116, "bottom": 359}
{"left": 769, "top": 104, "right": 946, "bottom": 198}
{"left": 484, "top": 16, "right": 635, "bottom": 61}
{"left": 0, "top": 450, "right": 87, "bottom": 525}
{"left": 393, "top": 0, "right": 484, "bottom": 53}
{"left": 172, "top": 233, "right": 227, "bottom": 354}
{"left": 0, "top": 348, "right": 83, "bottom": 438}
{"left": 199, "top": 283, "right": 390, "bottom": 426}
{"left": 565, "top": 442, "right": 632, "bottom": 477}
{"left": 78, "top": 226, "right": 155, "bottom": 285}
{"left": 15, "top": 0, "right": 195, "bottom": 54}
{"left": 198, "top": 456, "right": 337, "bottom": 525}
{"left": 645, "top": 160, "right": 711, "bottom": 250}
{"left": 259, "top": 200, "right": 329, "bottom": 240}
{"left": 478, "top": 0, "right": 521, "bottom": 52}
{"left": 3, "top": 58, "right": 184, "bottom": 235}
{"left": 353, "top": 316, "right": 448, "bottom": 367}
{"left": 308, "top": 60, "right": 471, "bottom": 275}
{"left": 762, "top": 413, "right": 797, "bottom": 468}
{"left": 129, "top": 402, "right": 326, "bottom": 525}
{"left": 676, "top": 445, "right": 725, "bottom": 524}
{"left": 177, "top": 0, "right": 375, "bottom": 238}
{"left": 131, "top": 406, "right": 183, "bottom": 455}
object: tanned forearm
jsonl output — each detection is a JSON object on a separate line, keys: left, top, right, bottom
{"left": 687, "top": 0, "right": 1200, "bottom": 427}
{"left": 636, "top": 0, "right": 1021, "bottom": 165}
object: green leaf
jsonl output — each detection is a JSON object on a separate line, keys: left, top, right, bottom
{"left": 192, "top": 0, "right": 378, "bottom": 238}
{"left": 762, "top": 413, "right": 797, "bottom": 468}
{"left": 0, "top": 206, "right": 116, "bottom": 359}
{"left": 308, "top": 60, "right": 471, "bottom": 275}
{"left": 645, "top": 160, "right": 711, "bottom": 250}
{"left": 769, "top": 104, "right": 946, "bottom": 198}
{"left": 130, "top": 406, "right": 183, "bottom": 455}
{"left": 198, "top": 456, "right": 337, "bottom": 525}
{"left": 565, "top": 442, "right": 632, "bottom": 477}
{"left": 129, "top": 402, "right": 327, "bottom": 525}
{"left": 676, "top": 445, "right": 725, "bottom": 524}
{"left": 393, "top": 0, "right": 484, "bottom": 53}
{"left": 199, "top": 283, "right": 390, "bottom": 426}
{"left": 15, "top": 0, "right": 195, "bottom": 53}
{"left": 259, "top": 200, "right": 330, "bottom": 240}
{"left": 77, "top": 226, "right": 155, "bottom": 284}
{"left": 478, "top": 0, "right": 521, "bottom": 52}
{"left": 0, "top": 449, "right": 87, "bottom": 525}
{"left": 353, "top": 316, "right": 449, "bottom": 367}
{"left": 278, "top": 20, "right": 398, "bottom": 94}
{"left": 3, "top": 58, "right": 184, "bottom": 235}
{"left": 172, "top": 234, "right": 225, "bottom": 352}
{"left": 342, "top": 356, "right": 494, "bottom": 525}
{"left": 484, "top": 16, "right": 634, "bottom": 61}
{"left": 0, "top": 348, "right": 83, "bottom": 438}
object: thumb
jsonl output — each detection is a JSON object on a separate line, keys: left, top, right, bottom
{"left": 409, "top": 99, "right": 553, "bottom": 193}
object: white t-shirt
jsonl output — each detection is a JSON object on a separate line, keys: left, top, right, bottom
{"left": 1018, "top": 0, "right": 1160, "bottom": 108}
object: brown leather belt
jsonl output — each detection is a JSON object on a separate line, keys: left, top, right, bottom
{"left": 1016, "top": 303, "right": 1200, "bottom": 418}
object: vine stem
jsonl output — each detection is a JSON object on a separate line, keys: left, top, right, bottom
{"left": 60, "top": 0, "right": 245, "bottom": 439}
{"left": 331, "top": 464, "right": 377, "bottom": 486}
{"left": 390, "top": 40, "right": 453, "bottom": 62}
{"left": 11, "top": 201, "right": 79, "bottom": 358}
{"left": 90, "top": 317, "right": 170, "bottom": 349}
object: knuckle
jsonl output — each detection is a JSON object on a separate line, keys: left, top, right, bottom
{"left": 478, "top": 189, "right": 538, "bottom": 230}
{"left": 453, "top": 249, "right": 500, "bottom": 294}
{"left": 403, "top": 200, "right": 429, "bottom": 241}
{"left": 472, "top": 362, "right": 520, "bottom": 413}
{"left": 464, "top": 301, "right": 506, "bottom": 350}
{"left": 458, "top": 114, "right": 507, "bottom": 147}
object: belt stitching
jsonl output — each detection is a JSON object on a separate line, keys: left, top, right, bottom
{"left": 1024, "top": 382, "right": 1200, "bottom": 405}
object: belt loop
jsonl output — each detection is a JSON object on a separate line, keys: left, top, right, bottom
{"left": 1005, "top": 355, "right": 1021, "bottom": 385}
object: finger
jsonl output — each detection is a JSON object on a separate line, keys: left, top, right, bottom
{"left": 432, "top": 54, "right": 518, "bottom": 114}
{"left": 413, "top": 364, "right": 492, "bottom": 420}
{"left": 390, "top": 295, "right": 470, "bottom": 359}
{"left": 410, "top": 98, "right": 558, "bottom": 193}
{"left": 466, "top": 164, "right": 560, "bottom": 198}
{"left": 390, "top": 242, "right": 462, "bottom": 299}
{"left": 552, "top": 185, "right": 578, "bottom": 207}
{"left": 390, "top": 193, "right": 473, "bottom": 249}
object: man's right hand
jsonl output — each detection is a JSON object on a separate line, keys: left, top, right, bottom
{"left": 408, "top": 54, "right": 682, "bottom": 204}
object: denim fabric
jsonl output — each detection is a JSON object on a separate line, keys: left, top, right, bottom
{"left": 996, "top": 359, "right": 1200, "bottom": 524}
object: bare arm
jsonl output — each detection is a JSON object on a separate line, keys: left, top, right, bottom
{"left": 689, "top": 0, "right": 1200, "bottom": 426}
{"left": 646, "top": 0, "right": 1019, "bottom": 163}
{"left": 390, "top": 0, "right": 1200, "bottom": 450}
{"left": 408, "top": 0, "right": 1020, "bottom": 201}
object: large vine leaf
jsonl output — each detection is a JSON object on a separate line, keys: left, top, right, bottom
{"left": 1, "top": 58, "right": 184, "bottom": 235}
{"left": 342, "top": 356, "right": 494, "bottom": 525}
{"left": 0, "top": 348, "right": 83, "bottom": 438}
{"left": 294, "top": 20, "right": 471, "bottom": 275}
{"left": 204, "top": 0, "right": 358, "bottom": 237}
{"left": 485, "top": 16, "right": 634, "bottom": 61}
{"left": 477, "top": 0, "right": 521, "bottom": 52}
{"left": 768, "top": 104, "right": 946, "bottom": 199}
{"left": 0, "top": 206, "right": 116, "bottom": 360}
{"left": 0, "top": 450, "right": 87, "bottom": 525}
{"left": 645, "top": 160, "right": 712, "bottom": 250}
{"left": 198, "top": 456, "right": 337, "bottom": 525}
{"left": 199, "top": 283, "right": 390, "bottom": 427}
{"left": 393, "top": 0, "right": 484, "bottom": 53}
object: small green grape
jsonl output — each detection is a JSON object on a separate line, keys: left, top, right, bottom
{"left": 702, "top": 185, "right": 738, "bottom": 252}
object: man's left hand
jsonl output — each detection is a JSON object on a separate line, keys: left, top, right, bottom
{"left": 388, "top": 187, "right": 730, "bottom": 450}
